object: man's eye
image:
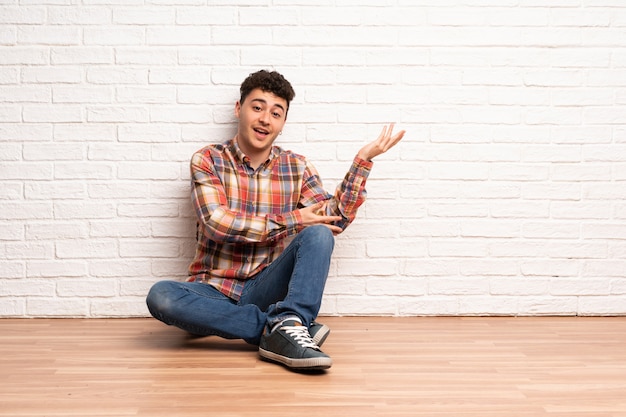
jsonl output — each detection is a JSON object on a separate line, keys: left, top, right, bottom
{"left": 272, "top": 112, "right": 282, "bottom": 118}
{"left": 253, "top": 106, "right": 262, "bottom": 111}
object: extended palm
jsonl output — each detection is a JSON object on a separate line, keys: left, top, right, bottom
{"left": 357, "top": 123, "right": 406, "bottom": 161}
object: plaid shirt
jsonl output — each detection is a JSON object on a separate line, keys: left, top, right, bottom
{"left": 188, "top": 136, "right": 372, "bottom": 300}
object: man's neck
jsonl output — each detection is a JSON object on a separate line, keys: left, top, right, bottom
{"left": 234, "top": 137, "right": 271, "bottom": 170}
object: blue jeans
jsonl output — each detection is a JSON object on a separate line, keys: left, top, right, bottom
{"left": 146, "top": 225, "right": 335, "bottom": 345}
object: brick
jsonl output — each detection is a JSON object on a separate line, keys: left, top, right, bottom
{"left": 89, "top": 298, "right": 149, "bottom": 318}
{"left": 518, "top": 297, "right": 578, "bottom": 315}
{"left": 116, "top": 123, "right": 178, "bottom": 142}
{"left": 578, "top": 296, "right": 626, "bottom": 315}
{"left": 118, "top": 202, "right": 179, "bottom": 218}
{"left": 89, "top": 220, "right": 151, "bottom": 238}
{"left": 0, "top": 262, "right": 25, "bottom": 279}
{"left": 366, "top": 239, "right": 428, "bottom": 258}
{"left": 53, "top": 201, "right": 116, "bottom": 220}
{"left": 89, "top": 259, "right": 151, "bottom": 277}
{"left": 430, "top": 277, "right": 490, "bottom": 296}
{"left": 115, "top": 86, "right": 175, "bottom": 105}
{"left": 584, "top": 260, "right": 626, "bottom": 277}
{"left": 146, "top": 27, "right": 211, "bottom": 46}
{"left": 113, "top": 8, "right": 173, "bottom": 25}
{"left": 0, "top": 67, "right": 19, "bottom": 84}
{"left": 0, "top": 86, "right": 51, "bottom": 103}
{"left": 366, "top": 277, "right": 427, "bottom": 296}
{"left": 18, "top": 26, "right": 80, "bottom": 45}
{"left": 23, "top": 143, "right": 84, "bottom": 161}
{"left": 23, "top": 105, "right": 82, "bottom": 123}
{"left": 54, "top": 124, "right": 116, "bottom": 142}
{"left": 3, "top": 279, "right": 55, "bottom": 297}
{"left": 324, "top": 276, "right": 366, "bottom": 296}
{"left": 27, "top": 297, "right": 89, "bottom": 317}
{"left": 0, "top": 6, "right": 46, "bottom": 24}
{"left": 0, "top": 47, "right": 48, "bottom": 65}
{"left": 53, "top": 86, "right": 113, "bottom": 103}
{"left": 26, "top": 260, "right": 87, "bottom": 278}
{"left": 0, "top": 106, "right": 22, "bottom": 123}
{"left": 87, "top": 143, "right": 150, "bottom": 160}
{"left": 459, "top": 296, "right": 520, "bottom": 315}
{"left": 119, "top": 239, "right": 180, "bottom": 258}
{"left": 430, "top": 240, "right": 489, "bottom": 257}
{"left": 117, "top": 162, "right": 180, "bottom": 180}
{"left": 0, "top": 143, "right": 21, "bottom": 161}
{"left": 25, "top": 222, "right": 88, "bottom": 240}
{"left": 335, "top": 296, "right": 398, "bottom": 315}
{"left": 115, "top": 48, "right": 178, "bottom": 65}
{"left": 0, "top": 202, "right": 53, "bottom": 220}
{"left": 490, "top": 277, "right": 550, "bottom": 296}
{"left": 22, "top": 67, "right": 83, "bottom": 84}
{"left": 54, "top": 162, "right": 114, "bottom": 180}
{"left": 88, "top": 182, "right": 150, "bottom": 199}
{"left": 0, "top": 299, "right": 26, "bottom": 317}
{"left": 149, "top": 106, "right": 212, "bottom": 123}
{"left": 84, "top": 27, "right": 144, "bottom": 46}
{"left": 86, "top": 106, "right": 148, "bottom": 123}
{"left": 177, "top": 47, "right": 238, "bottom": 65}
{"left": 151, "top": 258, "right": 190, "bottom": 278}
{"left": 47, "top": 7, "right": 111, "bottom": 25}
{"left": 25, "top": 181, "right": 87, "bottom": 200}
{"left": 0, "top": 223, "right": 24, "bottom": 241}
{"left": 397, "top": 297, "right": 460, "bottom": 316}
{"left": 0, "top": 183, "right": 22, "bottom": 200}
{"left": 611, "top": 279, "right": 626, "bottom": 295}
{"left": 148, "top": 68, "right": 212, "bottom": 85}
{"left": 522, "top": 222, "right": 580, "bottom": 239}
{"left": 51, "top": 47, "right": 113, "bottom": 65}
{"left": 55, "top": 239, "right": 117, "bottom": 259}
{"left": 87, "top": 68, "right": 147, "bottom": 84}
{"left": 120, "top": 279, "right": 157, "bottom": 297}
{"left": 550, "top": 278, "right": 610, "bottom": 296}
{"left": 56, "top": 279, "right": 117, "bottom": 298}
{"left": 337, "top": 258, "right": 398, "bottom": 276}
{"left": 176, "top": 7, "right": 236, "bottom": 25}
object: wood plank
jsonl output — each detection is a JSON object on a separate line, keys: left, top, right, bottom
{"left": 1, "top": 317, "right": 625, "bottom": 416}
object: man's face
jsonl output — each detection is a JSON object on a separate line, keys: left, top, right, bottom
{"left": 235, "top": 88, "right": 288, "bottom": 158}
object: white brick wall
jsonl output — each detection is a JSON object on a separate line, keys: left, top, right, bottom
{"left": 1, "top": 1, "right": 626, "bottom": 318}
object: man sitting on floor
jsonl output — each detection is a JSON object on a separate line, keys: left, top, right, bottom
{"left": 146, "top": 69, "right": 405, "bottom": 371}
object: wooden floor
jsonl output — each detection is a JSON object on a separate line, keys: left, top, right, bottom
{"left": 1, "top": 317, "right": 626, "bottom": 417}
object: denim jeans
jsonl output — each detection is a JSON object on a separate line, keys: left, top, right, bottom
{"left": 146, "top": 225, "right": 335, "bottom": 345}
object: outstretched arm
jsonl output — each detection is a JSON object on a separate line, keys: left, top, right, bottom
{"left": 309, "top": 123, "right": 406, "bottom": 233}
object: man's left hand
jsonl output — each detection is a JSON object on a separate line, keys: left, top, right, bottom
{"left": 357, "top": 123, "right": 405, "bottom": 161}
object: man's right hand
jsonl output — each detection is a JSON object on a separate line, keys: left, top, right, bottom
{"left": 299, "top": 201, "right": 343, "bottom": 235}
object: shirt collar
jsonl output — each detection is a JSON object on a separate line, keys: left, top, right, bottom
{"left": 230, "top": 136, "right": 279, "bottom": 170}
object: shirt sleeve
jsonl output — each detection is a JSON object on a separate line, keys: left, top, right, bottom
{"left": 190, "top": 151, "right": 302, "bottom": 245}
{"left": 300, "top": 156, "right": 373, "bottom": 232}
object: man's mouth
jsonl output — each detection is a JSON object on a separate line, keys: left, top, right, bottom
{"left": 254, "top": 127, "right": 270, "bottom": 137}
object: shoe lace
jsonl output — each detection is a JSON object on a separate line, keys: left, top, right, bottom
{"left": 283, "top": 324, "right": 320, "bottom": 350}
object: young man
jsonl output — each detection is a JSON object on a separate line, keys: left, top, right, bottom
{"left": 146, "top": 70, "right": 405, "bottom": 371}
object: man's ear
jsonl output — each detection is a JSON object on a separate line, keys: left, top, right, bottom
{"left": 234, "top": 101, "right": 241, "bottom": 118}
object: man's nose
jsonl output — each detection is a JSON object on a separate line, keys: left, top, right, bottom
{"left": 258, "top": 110, "right": 270, "bottom": 124}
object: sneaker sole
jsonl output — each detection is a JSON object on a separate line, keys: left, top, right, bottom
{"left": 258, "top": 347, "right": 332, "bottom": 370}
{"left": 311, "top": 325, "right": 330, "bottom": 347}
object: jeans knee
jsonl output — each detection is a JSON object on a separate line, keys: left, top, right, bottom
{"left": 146, "top": 281, "right": 175, "bottom": 319}
{"left": 302, "top": 225, "right": 335, "bottom": 250}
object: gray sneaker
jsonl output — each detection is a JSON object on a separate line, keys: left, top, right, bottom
{"left": 259, "top": 319, "right": 332, "bottom": 371}
{"left": 309, "top": 321, "right": 330, "bottom": 347}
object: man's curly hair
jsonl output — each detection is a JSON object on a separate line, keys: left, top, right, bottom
{"left": 239, "top": 70, "right": 296, "bottom": 112}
